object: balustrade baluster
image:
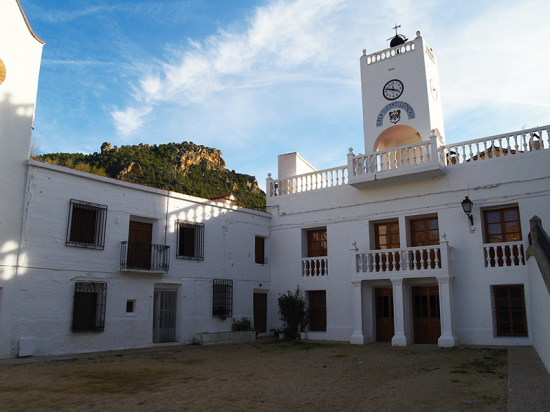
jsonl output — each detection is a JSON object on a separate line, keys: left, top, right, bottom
{"left": 483, "top": 141, "right": 488, "bottom": 159}
{"left": 468, "top": 144, "right": 473, "bottom": 161}
{"left": 390, "top": 252, "right": 396, "bottom": 271}
{"left": 505, "top": 136, "right": 511, "bottom": 154}
{"left": 401, "top": 148, "right": 405, "bottom": 167}
{"left": 434, "top": 248, "right": 440, "bottom": 268}
{"left": 367, "top": 254, "right": 373, "bottom": 272}
{"left": 392, "top": 151, "right": 397, "bottom": 169}
{"left": 485, "top": 247, "right": 491, "bottom": 267}
{"left": 412, "top": 250, "right": 418, "bottom": 270}
{"left": 513, "top": 134, "right": 519, "bottom": 152}
{"left": 546, "top": 128, "right": 550, "bottom": 148}
{"left": 426, "top": 248, "right": 431, "bottom": 269}
{"left": 419, "top": 145, "right": 424, "bottom": 164}
{"left": 405, "top": 149, "right": 410, "bottom": 166}
{"left": 475, "top": 142, "right": 480, "bottom": 161}
{"left": 522, "top": 133, "right": 528, "bottom": 152}
{"left": 357, "top": 254, "right": 363, "bottom": 273}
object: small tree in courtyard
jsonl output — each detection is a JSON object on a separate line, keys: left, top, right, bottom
{"left": 278, "top": 286, "right": 307, "bottom": 340}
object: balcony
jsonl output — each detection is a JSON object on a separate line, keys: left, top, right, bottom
{"left": 352, "top": 243, "right": 452, "bottom": 281}
{"left": 120, "top": 241, "right": 170, "bottom": 273}
{"left": 483, "top": 241, "right": 525, "bottom": 267}
{"left": 348, "top": 135, "right": 445, "bottom": 189}
{"left": 302, "top": 257, "right": 328, "bottom": 277}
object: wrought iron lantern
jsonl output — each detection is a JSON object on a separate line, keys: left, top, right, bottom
{"left": 461, "top": 196, "right": 474, "bottom": 226}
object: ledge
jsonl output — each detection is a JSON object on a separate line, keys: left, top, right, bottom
{"left": 196, "top": 331, "right": 256, "bottom": 345}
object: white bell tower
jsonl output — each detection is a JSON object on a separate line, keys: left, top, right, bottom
{"left": 359, "top": 29, "right": 444, "bottom": 154}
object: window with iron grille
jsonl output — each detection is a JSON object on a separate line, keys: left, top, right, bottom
{"left": 308, "top": 290, "right": 327, "bottom": 332}
{"left": 66, "top": 200, "right": 108, "bottom": 249}
{"left": 177, "top": 221, "right": 204, "bottom": 260}
{"left": 492, "top": 285, "right": 528, "bottom": 337}
{"left": 255, "top": 236, "right": 267, "bottom": 264}
{"left": 212, "top": 279, "right": 232, "bottom": 319}
{"left": 72, "top": 282, "right": 107, "bottom": 333}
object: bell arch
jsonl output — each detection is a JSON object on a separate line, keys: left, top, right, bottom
{"left": 373, "top": 125, "right": 422, "bottom": 152}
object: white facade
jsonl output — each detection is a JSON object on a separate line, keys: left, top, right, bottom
{"left": 266, "top": 30, "right": 550, "bottom": 358}
{"left": 1, "top": 1, "right": 549, "bottom": 362}
{"left": 0, "top": 0, "right": 44, "bottom": 359}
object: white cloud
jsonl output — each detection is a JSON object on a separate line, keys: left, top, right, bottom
{"left": 112, "top": 0, "right": 345, "bottom": 134}
{"left": 111, "top": 106, "right": 152, "bottom": 136}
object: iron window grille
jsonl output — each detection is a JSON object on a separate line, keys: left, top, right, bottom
{"left": 72, "top": 282, "right": 107, "bottom": 333}
{"left": 66, "top": 199, "right": 108, "bottom": 249}
{"left": 177, "top": 221, "right": 204, "bottom": 260}
{"left": 212, "top": 279, "right": 233, "bottom": 319}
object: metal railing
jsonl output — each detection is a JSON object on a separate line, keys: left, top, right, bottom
{"left": 120, "top": 241, "right": 170, "bottom": 272}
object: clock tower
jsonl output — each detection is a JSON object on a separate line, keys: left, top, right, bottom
{"left": 360, "top": 30, "right": 444, "bottom": 154}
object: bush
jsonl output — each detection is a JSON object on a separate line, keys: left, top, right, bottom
{"left": 278, "top": 286, "right": 308, "bottom": 340}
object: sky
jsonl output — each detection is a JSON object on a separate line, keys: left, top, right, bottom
{"left": 20, "top": 0, "right": 550, "bottom": 191}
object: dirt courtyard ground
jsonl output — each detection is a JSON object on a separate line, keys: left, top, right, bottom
{"left": 1, "top": 340, "right": 508, "bottom": 411}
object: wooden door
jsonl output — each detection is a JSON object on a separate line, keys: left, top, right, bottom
{"left": 253, "top": 293, "right": 267, "bottom": 333}
{"left": 375, "top": 288, "right": 394, "bottom": 342}
{"left": 412, "top": 286, "right": 441, "bottom": 344}
{"left": 128, "top": 221, "right": 152, "bottom": 269}
{"left": 153, "top": 290, "right": 177, "bottom": 343}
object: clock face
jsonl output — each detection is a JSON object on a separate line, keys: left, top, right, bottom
{"left": 0, "top": 58, "right": 6, "bottom": 86}
{"left": 430, "top": 79, "right": 438, "bottom": 100}
{"left": 383, "top": 79, "right": 403, "bottom": 100}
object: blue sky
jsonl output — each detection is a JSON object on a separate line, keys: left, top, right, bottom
{"left": 21, "top": 0, "right": 550, "bottom": 190}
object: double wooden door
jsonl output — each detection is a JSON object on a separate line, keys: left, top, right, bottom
{"left": 412, "top": 286, "right": 441, "bottom": 344}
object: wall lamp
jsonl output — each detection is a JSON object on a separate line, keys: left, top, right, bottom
{"left": 461, "top": 196, "right": 475, "bottom": 232}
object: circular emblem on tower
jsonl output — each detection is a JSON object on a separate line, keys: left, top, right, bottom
{"left": 0, "top": 58, "right": 6, "bottom": 86}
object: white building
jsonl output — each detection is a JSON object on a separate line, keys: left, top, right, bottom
{"left": 1, "top": 0, "right": 549, "bottom": 373}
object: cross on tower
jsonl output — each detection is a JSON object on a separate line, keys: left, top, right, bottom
{"left": 393, "top": 24, "right": 401, "bottom": 36}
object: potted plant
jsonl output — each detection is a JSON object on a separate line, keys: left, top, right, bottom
{"left": 231, "top": 318, "right": 239, "bottom": 331}
{"left": 213, "top": 306, "right": 227, "bottom": 320}
{"left": 277, "top": 286, "right": 307, "bottom": 340}
{"left": 238, "top": 316, "right": 251, "bottom": 331}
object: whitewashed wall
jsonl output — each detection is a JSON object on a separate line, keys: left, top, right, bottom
{"left": 527, "top": 254, "right": 550, "bottom": 372}
{"left": 0, "top": 0, "right": 44, "bottom": 359}
{"left": 268, "top": 148, "right": 550, "bottom": 345}
{"left": 11, "top": 160, "right": 270, "bottom": 357}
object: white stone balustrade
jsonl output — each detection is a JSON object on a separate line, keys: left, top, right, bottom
{"left": 440, "top": 125, "right": 549, "bottom": 166}
{"left": 302, "top": 257, "right": 328, "bottom": 277}
{"left": 267, "top": 166, "right": 347, "bottom": 197}
{"left": 366, "top": 40, "right": 416, "bottom": 65}
{"left": 483, "top": 241, "right": 525, "bottom": 267}
{"left": 354, "top": 244, "right": 446, "bottom": 274}
{"left": 350, "top": 136, "right": 438, "bottom": 177}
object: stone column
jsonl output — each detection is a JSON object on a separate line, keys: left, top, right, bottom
{"left": 437, "top": 275, "right": 459, "bottom": 347}
{"left": 391, "top": 278, "right": 411, "bottom": 346}
{"left": 350, "top": 280, "right": 366, "bottom": 344}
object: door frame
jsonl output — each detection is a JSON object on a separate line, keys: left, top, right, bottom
{"left": 152, "top": 284, "right": 180, "bottom": 343}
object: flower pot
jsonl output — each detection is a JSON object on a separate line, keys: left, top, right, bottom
{"left": 300, "top": 331, "right": 307, "bottom": 340}
{"left": 279, "top": 333, "right": 285, "bottom": 340}
{"left": 232, "top": 324, "right": 239, "bottom": 331}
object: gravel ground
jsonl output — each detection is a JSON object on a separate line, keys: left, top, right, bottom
{"left": 0, "top": 341, "right": 507, "bottom": 411}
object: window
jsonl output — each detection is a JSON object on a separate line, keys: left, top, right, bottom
{"left": 213, "top": 279, "right": 233, "bottom": 319}
{"left": 409, "top": 217, "right": 440, "bottom": 269}
{"left": 66, "top": 200, "right": 108, "bottom": 249}
{"left": 177, "top": 221, "right": 204, "bottom": 260}
{"left": 493, "top": 285, "right": 528, "bottom": 337}
{"left": 255, "top": 236, "right": 266, "bottom": 264}
{"left": 308, "top": 291, "right": 327, "bottom": 332}
{"left": 483, "top": 207, "right": 524, "bottom": 267}
{"left": 307, "top": 229, "right": 327, "bottom": 257}
{"left": 126, "top": 300, "right": 135, "bottom": 313}
{"left": 72, "top": 282, "right": 107, "bottom": 333}
{"left": 374, "top": 222, "right": 400, "bottom": 271}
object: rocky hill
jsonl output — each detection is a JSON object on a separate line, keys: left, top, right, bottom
{"left": 35, "top": 141, "right": 266, "bottom": 210}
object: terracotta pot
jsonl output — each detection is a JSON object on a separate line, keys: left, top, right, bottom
{"left": 232, "top": 324, "right": 239, "bottom": 331}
